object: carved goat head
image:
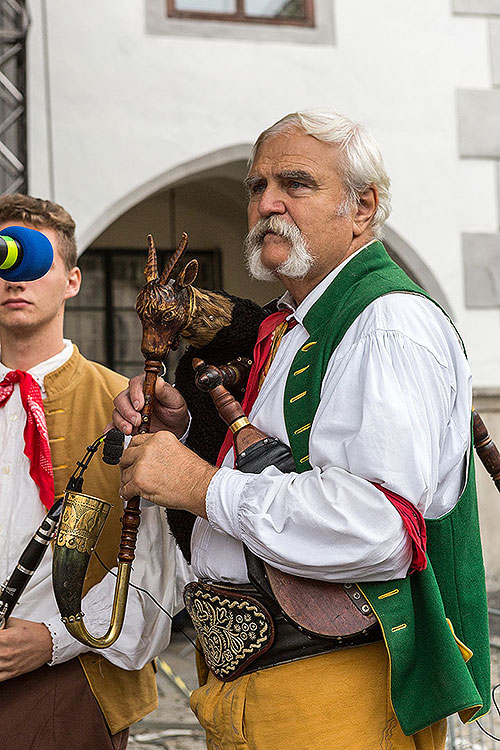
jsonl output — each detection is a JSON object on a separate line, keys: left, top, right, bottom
{"left": 135, "top": 232, "right": 198, "bottom": 361}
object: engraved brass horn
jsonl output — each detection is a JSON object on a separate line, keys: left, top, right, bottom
{"left": 51, "top": 233, "right": 200, "bottom": 648}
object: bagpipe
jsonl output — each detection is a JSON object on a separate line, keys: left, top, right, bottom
{"left": 3, "top": 231, "right": 500, "bottom": 646}
{"left": 50, "top": 233, "right": 234, "bottom": 648}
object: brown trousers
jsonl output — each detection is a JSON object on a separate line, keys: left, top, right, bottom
{"left": 0, "top": 658, "right": 129, "bottom": 750}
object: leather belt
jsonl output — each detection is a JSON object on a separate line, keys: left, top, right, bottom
{"left": 184, "top": 580, "right": 382, "bottom": 682}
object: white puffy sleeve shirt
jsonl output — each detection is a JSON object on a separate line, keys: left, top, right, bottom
{"left": 190, "top": 256, "right": 471, "bottom": 585}
{"left": 0, "top": 341, "right": 193, "bottom": 670}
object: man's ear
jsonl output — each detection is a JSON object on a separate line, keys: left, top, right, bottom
{"left": 64, "top": 266, "right": 82, "bottom": 301}
{"left": 352, "top": 186, "right": 378, "bottom": 236}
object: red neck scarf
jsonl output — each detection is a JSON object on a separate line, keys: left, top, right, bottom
{"left": 0, "top": 370, "right": 54, "bottom": 510}
{"left": 216, "top": 310, "right": 294, "bottom": 467}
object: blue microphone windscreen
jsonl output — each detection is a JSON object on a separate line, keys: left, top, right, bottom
{"left": 0, "top": 226, "right": 54, "bottom": 282}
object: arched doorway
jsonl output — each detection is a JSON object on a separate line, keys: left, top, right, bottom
{"left": 65, "top": 150, "right": 451, "bottom": 378}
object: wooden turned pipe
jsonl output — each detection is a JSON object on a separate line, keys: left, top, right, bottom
{"left": 473, "top": 408, "right": 500, "bottom": 493}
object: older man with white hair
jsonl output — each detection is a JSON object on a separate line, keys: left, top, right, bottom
{"left": 113, "top": 110, "right": 490, "bottom": 749}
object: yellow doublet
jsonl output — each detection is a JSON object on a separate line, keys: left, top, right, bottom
{"left": 191, "top": 642, "right": 446, "bottom": 750}
{"left": 45, "top": 346, "right": 157, "bottom": 734}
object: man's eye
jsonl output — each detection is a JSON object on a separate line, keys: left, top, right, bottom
{"left": 289, "top": 181, "right": 306, "bottom": 190}
{"left": 249, "top": 182, "right": 265, "bottom": 195}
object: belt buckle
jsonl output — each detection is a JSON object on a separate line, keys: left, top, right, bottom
{"left": 184, "top": 581, "right": 274, "bottom": 681}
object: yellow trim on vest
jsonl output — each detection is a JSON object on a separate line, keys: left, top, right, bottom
{"left": 301, "top": 341, "right": 317, "bottom": 351}
{"left": 299, "top": 455, "right": 310, "bottom": 464}
{"left": 49, "top": 436, "right": 65, "bottom": 443}
{"left": 391, "top": 624, "right": 407, "bottom": 633}
{"left": 294, "top": 423, "right": 311, "bottom": 435}
{"left": 356, "top": 584, "right": 399, "bottom": 721}
{"left": 53, "top": 464, "right": 68, "bottom": 470}
{"left": 293, "top": 365, "right": 310, "bottom": 376}
{"left": 378, "top": 589, "right": 399, "bottom": 600}
{"left": 290, "top": 391, "right": 307, "bottom": 403}
{"left": 446, "top": 618, "right": 474, "bottom": 663}
{"left": 45, "top": 408, "right": 65, "bottom": 415}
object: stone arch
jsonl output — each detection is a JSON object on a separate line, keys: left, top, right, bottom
{"left": 78, "top": 144, "right": 253, "bottom": 252}
{"left": 383, "top": 225, "right": 453, "bottom": 316}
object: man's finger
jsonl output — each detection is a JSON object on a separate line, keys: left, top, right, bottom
{"left": 119, "top": 434, "right": 150, "bottom": 468}
{"left": 111, "top": 408, "right": 135, "bottom": 436}
{"left": 128, "top": 375, "right": 146, "bottom": 410}
{"left": 120, "top": 476, "right": 139, "bottom": 502}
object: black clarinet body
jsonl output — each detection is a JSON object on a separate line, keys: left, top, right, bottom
{"left": 0, "top": 498, "right": 63, "bottom": 629}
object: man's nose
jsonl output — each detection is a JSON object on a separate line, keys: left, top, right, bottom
{"left": 257, "top": 187, "right": 287, "bottom": 217}
{"left": 4, "top": 279, "right": 26, "bottom": 291}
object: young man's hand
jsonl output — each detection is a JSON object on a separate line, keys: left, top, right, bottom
{"left": 0, "top": 618, "right": 53, "bottom": 681}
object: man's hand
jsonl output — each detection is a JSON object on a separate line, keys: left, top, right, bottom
{"left": 119, "top": 432, "right": 218, "bottom": 518}
{"left": 0, "top": 618, "right": 53, "bottom": 682}
{"left": 112, "top": 375, "right": 189, "bottom": 437}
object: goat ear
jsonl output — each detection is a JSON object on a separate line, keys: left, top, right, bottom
{"left": 175, "top": 259, "right": 198, "bottom": 289}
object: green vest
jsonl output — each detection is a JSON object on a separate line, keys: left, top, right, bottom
{"left": 283, "top": 241, "right": 491, "bottom": 736}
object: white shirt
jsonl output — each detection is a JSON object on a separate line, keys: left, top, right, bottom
{"left": 191, "top": 244, "right": 472, "bottom": 584}
{"left": 0, "top": 340, "right": 192, "bottom": 669}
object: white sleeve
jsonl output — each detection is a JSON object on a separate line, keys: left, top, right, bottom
{"left": 45, "top": 503, "right": 194, "bottom": 669}
{"left": 206, "top": 328, "right": 465, "bottom": 583}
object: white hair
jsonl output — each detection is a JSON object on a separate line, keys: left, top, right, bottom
{"left": 249, "top": 109, "right": 391, "bottom": 239}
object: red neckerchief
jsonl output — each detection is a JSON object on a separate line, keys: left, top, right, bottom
{"left": 0, "top": 370, "right": 54, "bottom": 510}
{"left": 216, "top": 310, "right": 293, "bottom": 467}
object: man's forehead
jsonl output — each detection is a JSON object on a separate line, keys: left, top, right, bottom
{"left": 249, "top": 131, "right": 338, "bottom": 177}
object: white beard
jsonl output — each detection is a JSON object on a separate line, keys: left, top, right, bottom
{"left": 244, "top": 215, "right": 315, "bottom": 281}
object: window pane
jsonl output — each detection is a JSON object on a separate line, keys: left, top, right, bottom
{"left": 111, "top": 254, "right": 147, "bottom": 308}
{"left": 113, "top": 310, "right": 143, "bottom": 364}
{"left": 245, "top": 0, "right": 305, "bottom": 18}
{"left": 175, "top": 0, "right": 237, "bottom": 12}
{"left": 70, "top": 259, "right": 105, "bottom": 308}
{"left": 64, "top": 309, "right": 107, "bottom": 363}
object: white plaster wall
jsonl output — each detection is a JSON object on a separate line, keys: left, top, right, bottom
{"left": 26, "top": 0, "right": 500, "bottom": 386}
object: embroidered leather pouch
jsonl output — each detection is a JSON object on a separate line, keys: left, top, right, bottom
{"left": 184, "top": 581, "right": 275, "bottom": 681}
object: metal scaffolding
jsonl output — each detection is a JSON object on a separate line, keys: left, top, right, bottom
{"left": 0, "top": 0, "right": 29, "bottom": 195}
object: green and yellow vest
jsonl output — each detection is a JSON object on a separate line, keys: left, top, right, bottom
{"left": 283, "top": 241, "right": 490, "bottom": 735}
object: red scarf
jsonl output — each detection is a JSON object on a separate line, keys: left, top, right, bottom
{"left": 0, "top": 370, "right": 54, "bottom": 510}
{"left": 216, "top": 310, "right": 292, "bottom": 467}
{"left": 373, "top": 483, "right": 427, "bottom": 573}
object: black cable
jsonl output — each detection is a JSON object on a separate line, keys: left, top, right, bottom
{"left": 94, "top": 550, "right": 202, "bottom": 655}
{"left": 476, "top": 683, "right": 500, "bottom": 741}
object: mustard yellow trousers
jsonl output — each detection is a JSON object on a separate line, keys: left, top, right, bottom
{"left": 190, "top": 641, "right": 447, "bottom": 750}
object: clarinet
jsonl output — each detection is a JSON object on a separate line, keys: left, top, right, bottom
{"left": 0, "top": 430, "right": 125, "bottom": 631}
{"left": 0, "top": 498, "right": 63, "bottom": 630}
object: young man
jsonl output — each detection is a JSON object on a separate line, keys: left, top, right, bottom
{"left": 113, "top": 111, "right": 490, "bottom": 749}
{"left": 0, "top": 194, "right": 189, "bottom": 750}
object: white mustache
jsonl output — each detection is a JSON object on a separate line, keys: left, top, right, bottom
{"left": 244, "top": 216, "right": 315, "bottom": 281}
{"left": 247, "top": 215, "right": 302, "bottom": 244}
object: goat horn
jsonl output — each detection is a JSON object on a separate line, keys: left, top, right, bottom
{"left": 144, "top": 234, "right": 159, "bottom": 282}
{"left": 160, "top": 232, "right": 188, "bottom": 285}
